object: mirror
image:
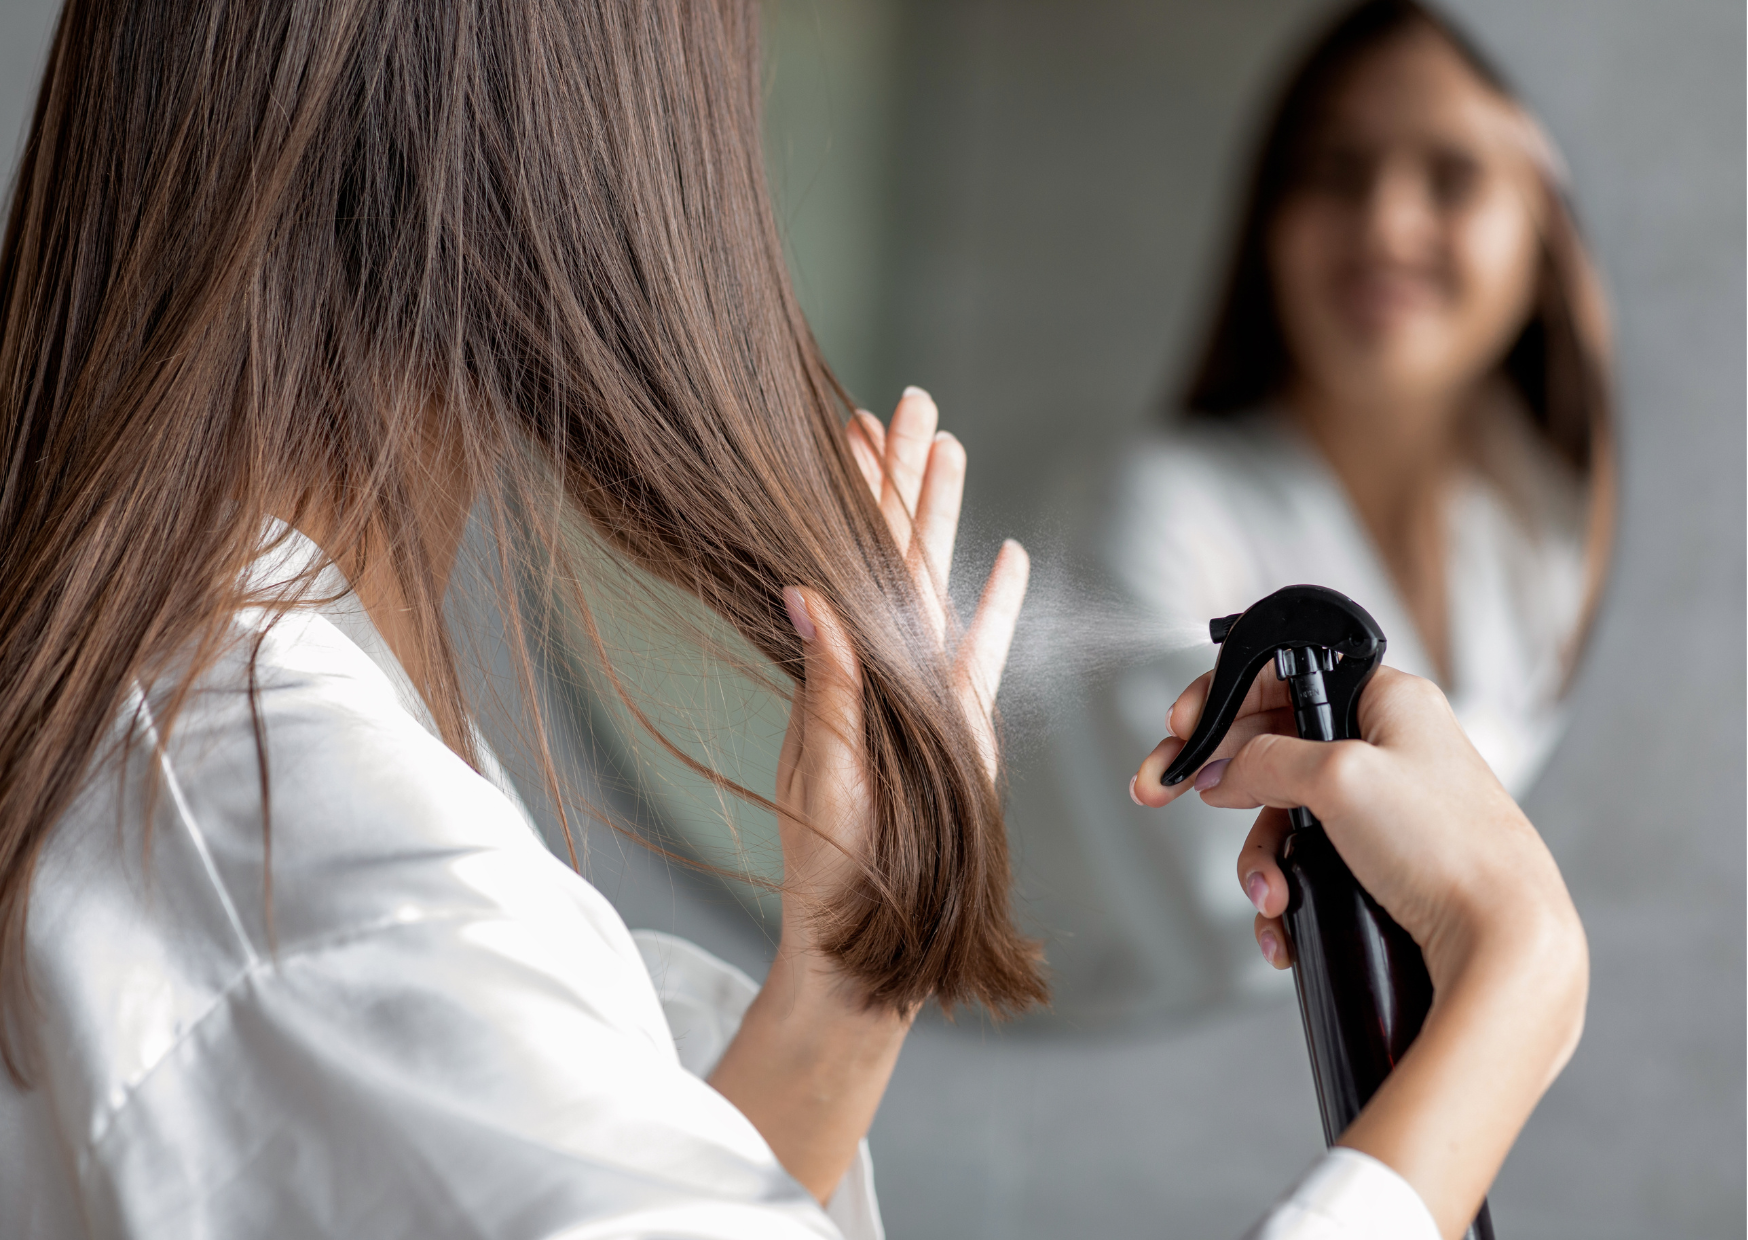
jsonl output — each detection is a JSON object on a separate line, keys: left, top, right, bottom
{"left": 562, "top": 0, "right": 1613, "bottom": 1035}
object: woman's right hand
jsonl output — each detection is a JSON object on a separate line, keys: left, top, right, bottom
{"left": 1133, "top": 667, "right": 1588, "bottom": 1240}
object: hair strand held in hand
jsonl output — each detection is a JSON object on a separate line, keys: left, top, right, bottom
{"left": 0, "top": 0, "right": 1046, "bottom": 1082}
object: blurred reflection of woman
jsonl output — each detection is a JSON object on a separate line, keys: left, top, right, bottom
{"left": 1076, "top": 0, "right": 1614, "bottom": 1013}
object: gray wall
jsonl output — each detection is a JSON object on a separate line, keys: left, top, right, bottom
{"left": 0, "top": 1, "right": 54, "bottom": 173}
{"left": 2, "top": 1, "right": 1740, "bottom": 1236}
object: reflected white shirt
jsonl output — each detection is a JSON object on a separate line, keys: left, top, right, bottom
{"left": 1105, "top": 406, "right": 1588, "bottom": 796}
{"left": 1064, "top": 406, "right": 1587, "bottom": 1007}
{"left": 0, "top": 527, "right": 1432, "bottom": 1239}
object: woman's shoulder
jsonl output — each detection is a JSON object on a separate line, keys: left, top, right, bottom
{"left": 36, "top": 600, "right": 646, "bottom": 1027}
{"left": 54, "top": 523, "right": 633, "bottom": 986}
{"left": 25, "top": 602, "right": 669, "bottom": 1167}
{"left": 175, "top": 607, "right": 614, "bottom": 951}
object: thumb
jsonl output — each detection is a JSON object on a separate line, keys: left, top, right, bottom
{"left": 782, "top": 586, "right": 863, "bottom": 769}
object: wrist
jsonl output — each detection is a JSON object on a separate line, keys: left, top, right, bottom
{"left": 710, "top": 935, "right": 912, "bottom": 1205}
{"left": 1426, "top": 896, "right": 1589, "bottom": 1081}
{"left": 1340, "top": 907, "right": 1587, "bottom": 1238}
{"left": 1416, "top": 829, "right": 1586, "bottom": 996}
{"left": 760, "top": 934, "right": 917, "bottom": 1048}
{"left": 1428, "top": 878, "right": 1585, "bottom": 987}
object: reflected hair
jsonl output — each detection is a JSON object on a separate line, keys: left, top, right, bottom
{"left": 1180, "top": 0, "right": 1614, "bottom": 652}
{"left": 0, "top": 0, "right": 1046, "bottom": 1080}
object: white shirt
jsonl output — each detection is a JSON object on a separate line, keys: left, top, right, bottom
{"left": 0, "top": 526, "right": 1434, "bottom": 1239}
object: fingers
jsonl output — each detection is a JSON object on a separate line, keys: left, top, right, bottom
{"left": 1199, "top": 730, "right": 1376, "bottom": 816}
{"left": 1131, "top": 665, "right": 1300, "bottom": 805}
{"left": 1168, "top": 665, "right": 1294, "bottom": 743}
{"left": 1255, "top": 913, "right": 1292, "bottom": 970}
{"left": 851, "top": 408, "right": 886, "bottom": 457}
{"left": 780, "top": 586, "right": 865, "bottom": 791}
{"left": 1143, "top": 667, "right": 1444, "bottom": 816}
{"left": 851, "top": 391, "right": 963, "bottom": 637}
{"left": 847, "top": 391, "right": 1029, "bottom": 785}
{"left": 1134, "top": 673, "right": 1218, "bottom": 802}
{"left": 778, "top": 586, "right": 873, "bottom": 904}
{"left": 1131, "top": 736, "right": 1189, "bottom": 807}
{"left": 846, "top": 412, "right": 885, "bottom": 503}
{"left": 912, "top": 430, "right": 965, "bottom": 600}
{"left": 960, "top": 539, "right": 1028, "bottom": 710}
{"left": 1241, "top": 808, "right": 1294, "bottom": 970}
{"left": 1131, "top": 702, "right": 1296, "bottom": 807}
{"left": 880, "top": 387, "right": 938, "bottom": 532}
{"left": 1237, "top": 806, "right": 1292, "bottom": 919}
{"left": 1169, "top": 672, "right": 1212, "bottom": 744}
{"left": 957, "top": 540, "right": 1028, "bottom": 772}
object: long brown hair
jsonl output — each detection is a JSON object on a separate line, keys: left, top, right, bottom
{"left": 0, "top": 0, "right": 1046, "bottom": 1078}
{"left": 1181, "top": 0, "right": 1614, "bottom": 646}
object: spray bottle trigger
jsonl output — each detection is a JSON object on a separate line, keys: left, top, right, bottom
{"left": 1158, "top": 585, "right": 1387, "bottom": 787}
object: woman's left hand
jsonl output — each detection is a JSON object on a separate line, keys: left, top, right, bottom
{"left": 773, "top": 386, "right": 1029, "bottom": 957}
{"left": 709, "top": 386, "right": 1028, "bottom": 1203}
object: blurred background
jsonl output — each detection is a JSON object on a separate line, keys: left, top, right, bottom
{"left": 2, "top": 0, "right": 1741, "bottom": 1235}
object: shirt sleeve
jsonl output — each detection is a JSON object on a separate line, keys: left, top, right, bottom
{"left": 634, "top": 931, "right": 884, "bottom": 1240}
{"left": 78, "top": 889, "right": 847, "bottom": 1240}
{"left": 1243, "top": 1148, "right": 1440, "bottom": 1240}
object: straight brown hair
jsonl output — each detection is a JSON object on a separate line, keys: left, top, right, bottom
{"left": 1181, "top": 0, "right": 1614, "bottom": 648}
{"left": 0, "top": 0, "right": 1046, "bottom": 1080}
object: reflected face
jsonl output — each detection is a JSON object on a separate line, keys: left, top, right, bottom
{"left": 1268, "top": 30, "right": 1544, "bottom": 417}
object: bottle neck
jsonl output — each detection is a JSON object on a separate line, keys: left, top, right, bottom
{"left": 1276, "top": 645, "right": 1338, "bottom": 742}
{"left": 1277, "top": 645, "right": 1339, "bottom": 833}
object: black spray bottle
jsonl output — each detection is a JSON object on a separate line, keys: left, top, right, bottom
{"left": 1159, "top": 584, "right": 1494, "bottom": 1240}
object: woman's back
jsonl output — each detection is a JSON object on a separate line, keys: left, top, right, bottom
{"left": 0, "top": 529, "right": 857, "bottom": 1239}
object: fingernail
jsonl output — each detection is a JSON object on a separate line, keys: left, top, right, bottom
{"left": 782, "top": 586, "right": 816, "bottom": 642}
{"left": 1129, "top": 775, "right": 1142, "bottom": 806}
{"left": 1259, "top": 929, "right": 1280, "bottom": 966}
{"left": 1193, "top": 758, "right": 1229, "bottom": 791}
{"left": 933, "top": 429, "right": 956, "bottom": 444}
{"left": 902, "top": 385, "right": 931, "bottom": 401}
{"left": 1245, "top": 871, "right": 1269, "bottom": 914}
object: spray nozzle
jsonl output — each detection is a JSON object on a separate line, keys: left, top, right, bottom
{"left": 1160, "top": 585, "right": 1387, "bottom": 787}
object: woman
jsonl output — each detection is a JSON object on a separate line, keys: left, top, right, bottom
{"left": 0, "top": 2, "right": 1582, "bottom": 1238}
{"left": 1078, "top": 0, "right": 1613, "bottom": 1013}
